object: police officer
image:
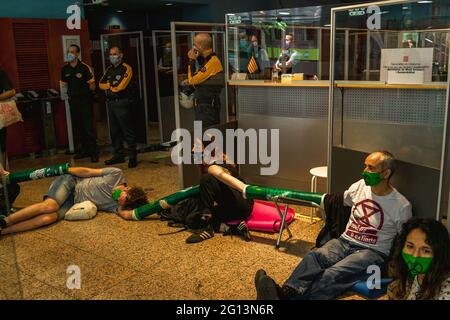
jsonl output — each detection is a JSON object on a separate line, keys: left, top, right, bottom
{"left": 99, "top": 46, "right": 138, "bottom": 168}
{"left": 60, "top": 44, "right": 99, "bottom": 163}
{"left": 181, "top": 33, "right": 224, "bottom": 129}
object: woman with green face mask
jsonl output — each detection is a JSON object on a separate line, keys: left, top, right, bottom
{"left": 388, "top": 218, "right": 450, "bottom": 300}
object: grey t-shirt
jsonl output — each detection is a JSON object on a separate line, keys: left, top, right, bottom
{"left": 74, "top": 167, "right": 125, "bottom": 213}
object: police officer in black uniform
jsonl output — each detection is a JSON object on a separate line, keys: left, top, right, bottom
{"left": 181, "top": 33, "right": 224, "bottom": 129}
{"left": 60, "top": 44, "right": 99, "bottom": 163}
{"left": 99, "top": 46, "right": 138, "bottom": 168}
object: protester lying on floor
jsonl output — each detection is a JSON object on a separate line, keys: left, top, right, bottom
{"left": 0, "top": 167, "right": 147, "bottom": 236}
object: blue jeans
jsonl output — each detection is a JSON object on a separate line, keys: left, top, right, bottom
{"left": 44, "top": 175, "right": 76, "bottom": 221}
{"left": 284, "top": 237, "right": 386, "bottom": 300}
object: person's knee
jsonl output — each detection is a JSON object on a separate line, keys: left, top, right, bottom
{"left": 41, "top": 199, "right": 60, "bottom": 213}
{"left": 37, "top": 213, "right": 58, "bottom": 227}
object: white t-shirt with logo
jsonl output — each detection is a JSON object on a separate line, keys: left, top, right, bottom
{"left": 342, "top": 179, "right": 412, "bottom": 256}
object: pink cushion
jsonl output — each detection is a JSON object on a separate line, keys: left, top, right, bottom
{"left": 227, "top": 200, "right": 296, "bottom": 233}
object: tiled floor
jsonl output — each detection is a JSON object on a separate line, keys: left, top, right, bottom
{"left": 1, "top": 151, "right": 367, "bottom": 300}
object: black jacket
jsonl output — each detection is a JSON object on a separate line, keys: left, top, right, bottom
{"left": 315, "top": 192, "right": 351, "bottom": 248}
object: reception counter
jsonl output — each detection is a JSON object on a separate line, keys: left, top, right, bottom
{"left": 229, "top": 80, "right": 448, "bottom": 196}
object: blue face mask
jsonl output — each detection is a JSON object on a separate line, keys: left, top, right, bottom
{"left": 67, "top": 53, "right": 76, "bottom": 62}
{"left": 109, "top": 55, "right": 120, "bottom": 65}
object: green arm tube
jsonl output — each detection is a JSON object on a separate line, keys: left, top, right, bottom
{"left": 133, "top": 185, "right": 201, "bottom": 220}
{"left": 133, "top": 184, "right": 324, "bottom": 221}
{"left": 6, "top": 163, "right": 71, "bottom": 184}
{"left": 244, "top": 185, "right": 324, "bottom": 206}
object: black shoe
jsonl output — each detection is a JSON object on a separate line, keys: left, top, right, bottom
{"left": 74, "top": 153, "right": 89, "bottom": 160}
{"left": 0, "top": 215, "right": 6, "bottom": 228}
{"left": 223, "top": 221, "right": 252, "bottom": 241}
{"left": 255, "top": 269, "right": 280, "bottom": 300}
{"left": 104, "top": 157, "right": 125, "bottom": 165}
{"left": 128, "top": 158, "right": 138, "bottom": 168}
{"left": 0, "top": 215, "right": 7, "bottom": 237}
{"left": 90, "top": 154, "right": 99, "bottom": 163}
{"left": 186, "top": 225, "right": 214, "bottom": 243}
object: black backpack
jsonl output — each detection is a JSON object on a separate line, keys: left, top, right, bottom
{"left": 159, "top": 197, "right": 210, "bottom": 232}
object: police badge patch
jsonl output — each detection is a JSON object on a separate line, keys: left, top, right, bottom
{"left": 116, "top": 75, "right": 122, "bottom": 80}
{"left": 76, "top": 73, "right": 82, "bottom": 78}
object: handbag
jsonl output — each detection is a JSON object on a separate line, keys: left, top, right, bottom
{"left": 0, "top": 99, "right": 23, "bottom": 130}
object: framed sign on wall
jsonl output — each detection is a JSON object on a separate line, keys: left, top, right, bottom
{"left": 62, "top": 35, "right": 81, "bottom": 61}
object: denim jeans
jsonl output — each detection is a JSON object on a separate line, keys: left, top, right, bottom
{"left": 44, "top": 175, "right": 76, "bottom": 221}
{"left": 284, "top": 237, "right": 386, "bottom": 300}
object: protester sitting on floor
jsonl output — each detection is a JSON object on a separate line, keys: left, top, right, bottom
{"left": 255, "top": 151, "right": 412, "bottom": 300}
{"left": 388, "top": 218, "right": 450, "bottom": 300}
{"left": 184, "top": 148, "right": 254, "bottom": 244}
{"left": 0, "top": 167, "right": 148, "bottom": 237}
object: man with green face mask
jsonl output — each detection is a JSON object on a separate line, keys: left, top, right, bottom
{"left": 256, "top": 151, "right": 413, "bottom": 300}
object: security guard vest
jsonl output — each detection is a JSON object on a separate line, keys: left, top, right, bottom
{"left": 99, "top": 62, "right": 135, "bottom": 100}
{"left": 188, "top": 53, "right": 224, "bottom": 103}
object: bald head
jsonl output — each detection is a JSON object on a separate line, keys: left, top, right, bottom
{"left": 364, "top": 151, "right": 396, "bottom": 180}
{"left": 194, "top": 33, "right": 213, "bottom": 52}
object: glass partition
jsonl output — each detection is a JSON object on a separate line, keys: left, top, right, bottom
{"left": 226, "top": 6, "right": 333, "bottom": 81}
{"left": 170, "top": 22, "right": 229, "bottom": 188}
{"left": 329, "top": 0, "right": 450, "bottom": 223}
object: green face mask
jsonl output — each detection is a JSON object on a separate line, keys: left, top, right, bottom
{"left": 402, "top": 251, "right": 433, "bottom": 277}
{"left": 112, "top": 189, "right": 123, "bottom": 201}
{"left": 362, "top": 171, "right": 382, "bottom": 186}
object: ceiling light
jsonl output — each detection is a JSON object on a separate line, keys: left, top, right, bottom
{"left": 165, "top": 3, "right": 173, "bottom": 5}
{"left": 418, "top": 1, "right": 433, "bottom": 3}
{"left": 402, "top": 6, "right": 409, "bottom": 9}
{"left": 425, "top": 38, "right": 433, "bottom": 43}
{"left": 116, "top": 10, "right": 123, "bottom": 13}
{"left": 279, "top": 12, "right": 291, "bottom": 15}
{"left": 324, "top": 24, "right": 331, "bottom": 27}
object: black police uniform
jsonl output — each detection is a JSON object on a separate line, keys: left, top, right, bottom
{"left": 60, "top": 60, "right": 98, "bottom": 158}
{"left": 99, "top": 62, "right": 137, "bottom": 163}
{"left": 188, "top": 53, "right": 224, "bottom": 129}
{"left": 0, "top": 69, "right": 14, "bottom": 154}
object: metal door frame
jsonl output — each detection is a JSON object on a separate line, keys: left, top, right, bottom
{"left": 153, "top": 29, "right": 225, "bottom": 144}
{"left": 100, "top": 31, "right": 150, "bottom": 145}
{"left": 169, "top": 23, "right": 227, "bottom": 188}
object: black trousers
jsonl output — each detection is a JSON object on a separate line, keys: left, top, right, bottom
{"left": 199, "top": 173, "right": 253, "bottom": 230}
{"left": 0, "top": 127, "right": 7, "bottom": 175}
{"left": 194, "top": 97, "right": 221, "bottom": 129}
{"left": 107, "top": 97, "right": 137, "bottom": 159}
{"left": 68, "top": 96, "right": 98, "bottom": 155}
{"left": 0, "top": 183, "right": 20, "bottom": 215}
